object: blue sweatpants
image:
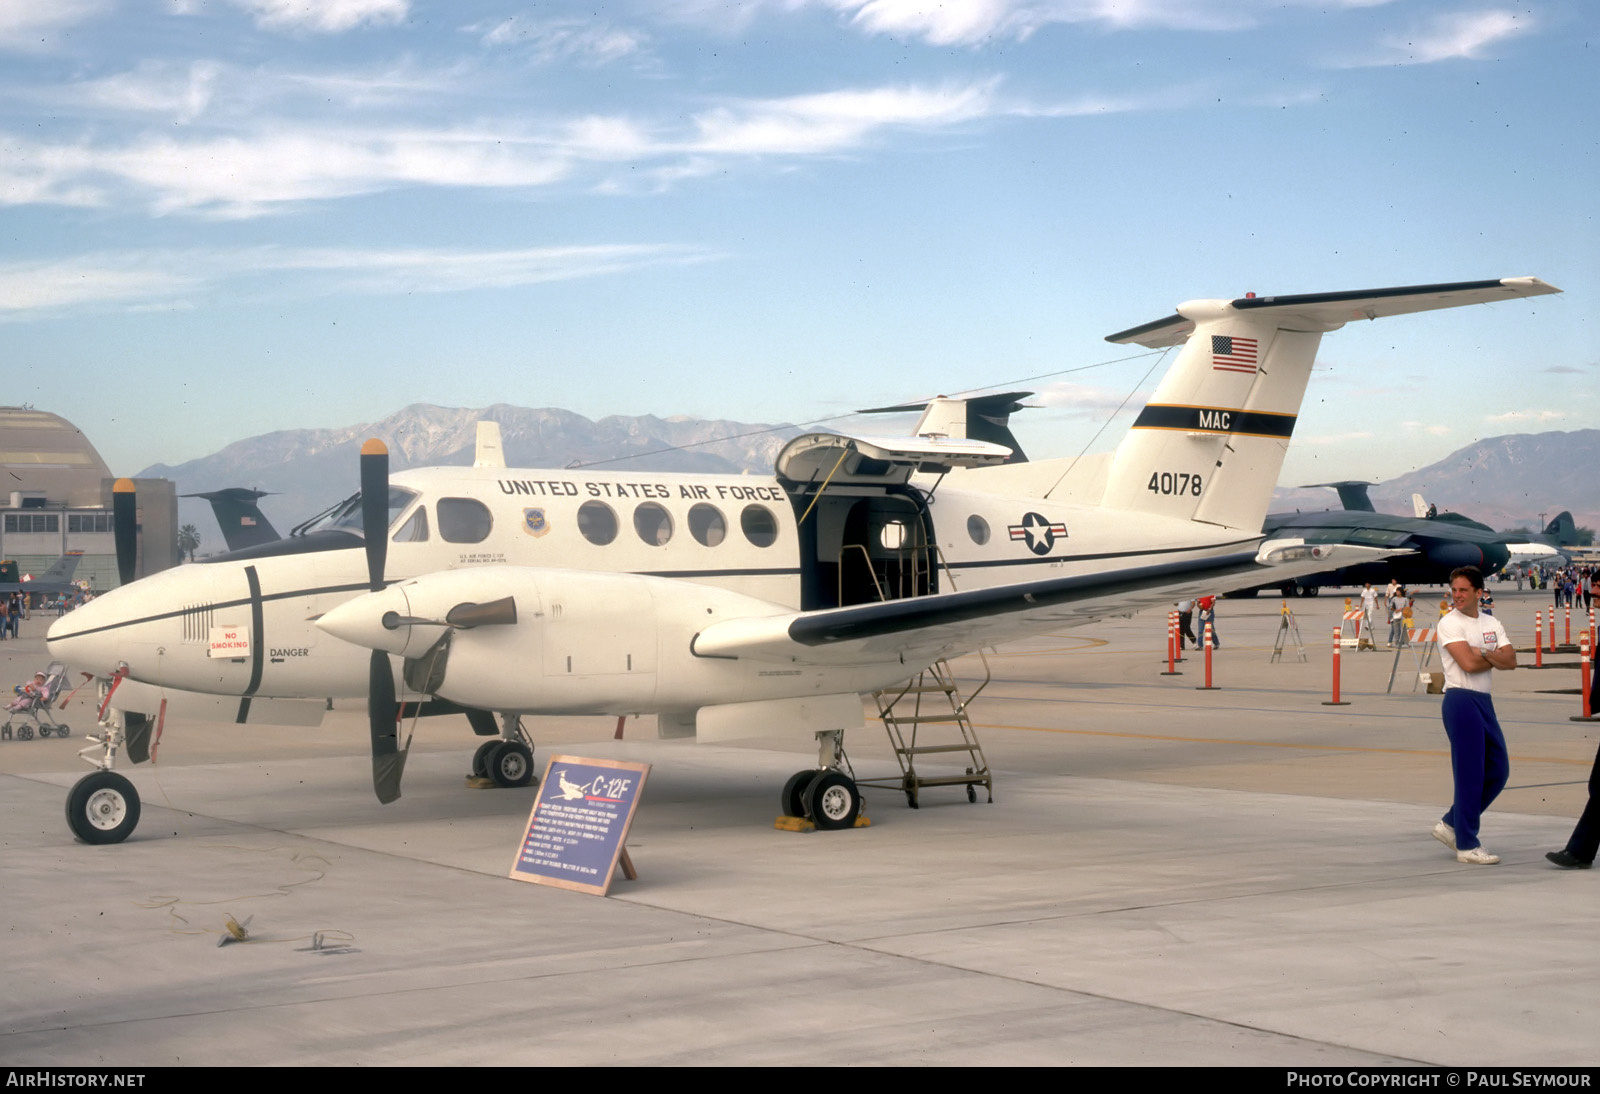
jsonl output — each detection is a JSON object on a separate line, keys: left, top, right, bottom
{"left": 1441, "top": 689, "right": 1510, "bottom": 851}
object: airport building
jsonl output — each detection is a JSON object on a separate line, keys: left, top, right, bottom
{"left": 0, "top": 406, "right": 178, "bottom": 591}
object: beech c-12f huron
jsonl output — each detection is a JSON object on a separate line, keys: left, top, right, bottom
{"left": 47, "top": 277, "right": 1559, "bottom": 844}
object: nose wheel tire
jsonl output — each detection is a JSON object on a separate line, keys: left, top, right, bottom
{"left": 803, "top": 771, "right": 861, "bottom": 830}
{"left": 486, "top": 741, "right": 535, "bottom": 788}
{"left": 66, "top": 771, "right": 141, "bottom": 845}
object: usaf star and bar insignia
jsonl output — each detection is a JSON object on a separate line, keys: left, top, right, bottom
{"left": 1008, "top": 511, "right": 1067, "bottom": 556}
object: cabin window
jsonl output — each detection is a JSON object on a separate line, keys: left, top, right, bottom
{"left": 688, "top": 504, "right": 726, "bottom": 547}
{"left": 633, "top": 503, "right": 674, "bottom": 546}
{"left": 740, "top": 504, "right": 778, "bottom": 548}
{"left": 437, "top": 497, "right": 493, "bottom": 544}
{"left": 967, "top": 515, "right": 990, "bottom": 545}
{"left": 880, "top": 520, "right": 906, "bottom": 550}
{"left": 578, "top": 501, "right": 618, "bottom": 546}
{"left": 392, "top": 506, "right": 429, "bottom": 543}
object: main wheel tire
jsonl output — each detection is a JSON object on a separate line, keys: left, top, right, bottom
{"left": 803, "top": 771, "right": 861, "bottom": 831}
{"left": 17, "top": 725, "right": 33, "bottom": 741}
{"left": 471, "top": 740, "right": 501, "bottom": 778}
{"left": 65, "top": 771, "right": 141, "bottom": 844}
{"left": 486, "top": 741, "right": 534, "bottom": 788}
{"left": 780, "top": 770, "right": 817, "bottom": 818}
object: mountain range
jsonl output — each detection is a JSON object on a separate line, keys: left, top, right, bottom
{"left": 1269, "top": 429, "right": 1598, "bottom": 535}
{"left": 139, "top": 405, "right": 1596, "bottom": 556}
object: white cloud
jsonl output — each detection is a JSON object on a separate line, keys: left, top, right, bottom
{"left": 0, "top": 127, "right": 575, "bottom": 217}
{"left": 1032, "top": 381, "right": 1151, "bottom": 415}
{"left": 0, "top": 76, "right": 1009, "bottom": 216}
{"left": 1400, "top": 421, "right": 1452, "bottom": 436}
{"left": 687, "top": 81, "right": 998, "bottom": 156}
{"left": 66, "top": 61, "right": 224, "bottom": 123}
{"left": 1354, "top": 9, "right": 1531, "bottom": 67}
{"left": 0, "top": 257, "right": 200, "bottom": 314}
{"left": 1484, "top": 409, "right": 1567, "bottom": 424}
{"left": 222, "top": 0, "right": 408, "bottom": 34}
{"left": 797, "top": 0, "right": 1393, "bottom": 46}
{"left": 0, "top": 0, "right": 110, "bottom": 51}
{"left": 470, "top": 14, "right": 647, "bottom": 66}
{"left": 0, "top": 244, "right": 718, "bottom": 319}
{"left": 257, "top": 243, "right": 717, "bottom": 294}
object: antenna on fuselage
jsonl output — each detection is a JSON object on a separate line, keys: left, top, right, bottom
{"left": 473, "top": 421, "right": 506, "bottom": 469}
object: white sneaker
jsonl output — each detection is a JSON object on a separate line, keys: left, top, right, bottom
{"left": 1456, "top": 846, "right": 1500, "bottom": 865}
{"left": 1432, "top": 821, "right": 1456, "bottom": 850}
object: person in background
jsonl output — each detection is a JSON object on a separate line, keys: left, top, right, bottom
{"left": 1175, "top": 598, "right": 1197, "bottom": 650}
{"left": 1197, "top": 595, "right": 1220, "bottom": 648}
{"left": 1388, "top": 586, "right": 1409, "bottom": 648}
{"left": 1547, "top": 573, "right": 1600, "bottom": 869}
{"left": 1360, "top": 583, "right": 1380, "bottom": 649}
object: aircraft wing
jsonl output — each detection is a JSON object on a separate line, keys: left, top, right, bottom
{"left": 692, "top": 543, "right": 1395, "bottom": 667}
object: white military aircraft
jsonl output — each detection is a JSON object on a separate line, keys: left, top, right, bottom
{"left": 47, "top": 277, "right": 1559, "bottom": 843}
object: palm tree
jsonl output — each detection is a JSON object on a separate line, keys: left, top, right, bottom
{"left": 178, "top": 524, "right": 201, "bottom": 562}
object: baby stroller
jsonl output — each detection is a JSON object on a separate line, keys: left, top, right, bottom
{"left": 4, "top": 662, "right": 71, "bottom": 741}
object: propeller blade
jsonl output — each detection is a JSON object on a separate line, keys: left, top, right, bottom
{"left": 369, "top": 648, "right": 407, "bottom": 804}
{"left": 359, "top": 439, "right": 388, "bottom": 592}
{"left": 444, "top": 597, "right": 519, "bottom": 629}
{"left": 112, "top": 478, "right": 137, "bottom": 586}
{"left": 359, "top": 440, "right": 405, "bottom": 803}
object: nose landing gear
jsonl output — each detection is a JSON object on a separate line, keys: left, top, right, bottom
{"left": 65, "top": 675, "right": 142, "bottom": 844}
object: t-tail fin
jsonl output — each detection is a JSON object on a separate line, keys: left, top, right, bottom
{"left": 1092, "top": 277, "right": 1559, "bottom": 532}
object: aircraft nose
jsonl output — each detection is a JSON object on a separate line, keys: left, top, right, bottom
{"left": 47, "top": 581, "right": 166, "bottom": 675}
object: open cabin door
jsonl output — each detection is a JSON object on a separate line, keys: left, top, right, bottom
{"left": 775, "top": 431, "right": 1011, "bottom": 610}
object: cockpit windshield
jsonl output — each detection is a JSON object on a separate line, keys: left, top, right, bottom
{"left": 292, "top": 487, "right": 419, "bottom": 538}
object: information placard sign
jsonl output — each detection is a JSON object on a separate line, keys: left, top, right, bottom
{"left": 509, "top": 755, "right": 650, "bottom": 896}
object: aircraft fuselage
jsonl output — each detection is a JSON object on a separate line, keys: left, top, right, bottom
{"left": 48, "top": 463, "right": 1256, "bottom": 714}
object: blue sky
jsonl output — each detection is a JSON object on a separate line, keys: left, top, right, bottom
{"left": 3, "top": 0, "right": 1594, "bottom": 487}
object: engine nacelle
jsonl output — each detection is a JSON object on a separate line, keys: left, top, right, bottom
{"left": 316, "top": 567, "right": 795, "bottom": 714}
{"left": 1417, "top": 538, "right": 1509, "bottom": 574}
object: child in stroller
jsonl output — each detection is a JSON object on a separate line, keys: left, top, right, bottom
{"left": 4, "top": 663, "right": 70, "bottom": 741}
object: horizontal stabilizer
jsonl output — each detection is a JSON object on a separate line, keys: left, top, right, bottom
{"left": 1107, "top": 277, "right": 1561, "bottom": 348}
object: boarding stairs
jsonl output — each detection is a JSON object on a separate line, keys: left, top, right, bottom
{"left": 849, "top": 539, "right": 994, "bottom": 809}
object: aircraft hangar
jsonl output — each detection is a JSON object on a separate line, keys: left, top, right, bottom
{"left": 0, "top": 406, "right": 178, "bottom": 591}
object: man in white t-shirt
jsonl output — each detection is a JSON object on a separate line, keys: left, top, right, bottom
{"left": 1431, "top": 566, "right": 1517, "bottom": 865}
{"left": 1360, "top": 584, "right": 1380, "bottom": 649}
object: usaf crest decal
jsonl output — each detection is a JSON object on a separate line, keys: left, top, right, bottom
{"left": 1009, "top": 511, "right": 1067, "bottom": 556}
{"left": 523, "top": 508, "right": 550, "bottom": 537}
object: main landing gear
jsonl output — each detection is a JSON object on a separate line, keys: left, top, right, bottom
{"left": 779, "top": 730, "right": 862, "bottom": 831}
{"left": 471, "top": 714, "right": 536, "bottom": 789}
{"left": 64, "top": 679, "right": 141, "bottom": 844}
